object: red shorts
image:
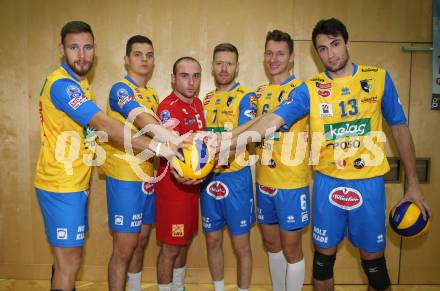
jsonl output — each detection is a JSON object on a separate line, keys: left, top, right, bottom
{"left": 155, "top": 169, "right": 199, "bottom": 245}
{"left": 155, "top": 194, "right": 199, "bottom": 245}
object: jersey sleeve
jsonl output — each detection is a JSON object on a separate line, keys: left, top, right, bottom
{"left": 274, "top": 82, "right": 310, "bottom": 130}
{"left": 109, "top": 82, "right": 142, "bottom": 119}
{"left": 381, "top": 72, "right": 407, "bottom": 126}
{"left": 238, "top": 92, "right": 257, "bottom": 126}
{"left": 50, "top": 78, "right": 101, "bottom": 126}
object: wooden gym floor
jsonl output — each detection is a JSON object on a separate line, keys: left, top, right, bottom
{"left": 0, "top": 280, "right": 439, "bottom": 291}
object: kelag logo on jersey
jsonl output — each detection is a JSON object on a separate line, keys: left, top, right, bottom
{"left": 324, "top": 118, "right": 371, "bottom": 141}
{"left": 142, "top": 182, "right": 154, "bottom": 195}
{"left": 258, "top": 185, "right": 278, "bottom": 197}
{"left": 207, "top": 181, "right": 229, "bottom": 200}
{"left": 329, "top": 187, "right": 363, "bottom": 210}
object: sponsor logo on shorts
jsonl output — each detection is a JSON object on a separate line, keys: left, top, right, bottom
{"left": 172, "top": 224, "right": 184, "bottom": 237}
{"left": 240, "top": 220, "right": 248, "bottom": 227}
{"left": 206, "top": 181, "right": 229, "bottom": 200}
{"left": 329, "top": 187, "right": 363, "bottom": 210}
{"left": 142, "top": 182, "right": 154, "bottom": 195}
{"left": 361, "top": 96, "right": 378, "bottom": 103}
{"left": 115, "top": 215, "right": 124, "bottom": 226}
{"left": 131, "top": 213, "right": 142, "bottom": 227}
{"left": 313, "top": 226, "right": 328, "bottom": 243}
{"left": 377, "top": 234, "right": 384, "bottom": 244}
{"left": 287, "top": 215, "right": 295, "bottom": 224}
{"left": 258, "top": 185, "right": 278, "bottom": 197}
{"left": 202, "top": 217, "right": 211, "bottom": 229}
{"left": 76, "top": 225, "right": 85, "bottom": 240}
{"left": 300, "top": 194, "right": 307, "bottom": 211}
{"left": 57, "top": 228, "right": 68, "bottom": 240}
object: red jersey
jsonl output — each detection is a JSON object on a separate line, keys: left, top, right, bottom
{"left": 155, "top": 92, "right": 205, "bottom": 245}
{"left": 156, "top": 92, "right": 206, "bottom": 199}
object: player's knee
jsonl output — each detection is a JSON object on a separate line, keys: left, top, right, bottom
{"left": 162, "top": 244, "right": 181, "bottom": 259}
{"left": 262, "top": 236, "right": 280, "bottom": 252}
{"left": 232, "top": 239, "right": 251, "bottom": 258}
{"left": 206, "top": 234, "right": 222, "bottom": 250}
{"left": 313, "top": 251, "right": 336, "bottom": 281}
{"left": 282, "top": 247, "right": 302, "bottom": 263}
{"left": 361, "top": 257, "right": 391, "bottom": 291}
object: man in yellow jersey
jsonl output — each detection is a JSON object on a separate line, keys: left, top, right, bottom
{"left": 226, "top": 18, "right": 431, "bottom": 291}
{"left": 35, "top": 21, "right": 178, "bottom": 291}
{"left": 255, "top": 30, "right": 309, "bottom": 291}
{"left": 201, "top": 43, "right": 257, "bottom": 291}
{"left": 100, "top": 35, "right": 161, "bottom": 291}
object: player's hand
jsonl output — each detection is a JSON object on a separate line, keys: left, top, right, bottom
{"left": 154, "top": 141, "right": 184, "bottom": 161}
{"left": 170, "top": 168, "right": 205, "bottom": 185}
{"left": 398, "top": 184, "right": 431, "bottom": 220}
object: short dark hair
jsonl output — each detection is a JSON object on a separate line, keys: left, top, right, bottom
{"left": 312, "top": 18, "right": 349, "bottom": 48}
{"left": 213, "top": 43, "right": 239, "bottom": 60}
{"left": 126, "top": 35, "right": 153, "bottom": 56}
{"left": 61, "top": 21, "right": 94, "bottom": 44}
{"left": 173, "top": 56, "right": 201, "bottom": 75}
{"left": 265, "top": 30, "right": 294, "bottom": 54}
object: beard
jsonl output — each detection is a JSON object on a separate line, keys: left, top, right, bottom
{"left": 215, "top": 73, "right": 235, "bottom": 87}
{"left": 325, "top": 49, "right": 349, "bottom": 73}
{"left": 66, "top": 57, "right": 94, "bottom": 77}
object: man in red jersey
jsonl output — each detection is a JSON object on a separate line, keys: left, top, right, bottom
{"left": 155, "top": 57, "right": 205, "bottom": 291}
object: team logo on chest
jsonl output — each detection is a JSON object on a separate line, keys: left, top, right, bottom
{"left": 206, "top": 181, "right": 229, "bottom": 200}
{"left": 227, "top": 96, "right": 234, "bottom": 107}
{"left": 360, "top": 79, "right": 373, "bottom": 93}
{"left": 329, "top": 187, "right": 363, "bottom": 210}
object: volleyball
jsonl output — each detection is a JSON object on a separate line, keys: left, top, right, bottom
{"left": 389, "top": 201, "right": 431, "bottom": 238}
{"left": 171, "top": 139, "right": 215, "bottom": 179}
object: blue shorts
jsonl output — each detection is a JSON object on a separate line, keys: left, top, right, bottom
{"left": 200, "top": 167, "right": 255, "bottom": 235}
{"left": 256, "top": 184, "right": 310, "bottom": 231}
{"left": 312, "top": 172, "right": 386, "bottom": 253}
{"left": 106, "top": 176, "right": 155, "bottom": 233}
{"left": 36, "top": 188, "right": 89, "bottom": 248}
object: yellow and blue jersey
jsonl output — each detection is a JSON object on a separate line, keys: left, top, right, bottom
{"left": 34, "top": 64, "right": 101, "bottom": 192}
{"left": 203, "top": 82, "right": 257, "bottom": 173}
{"left": 100, "top": 76, "right": 159, "bottom": 181}
{"left": 274, "top": 64, "right": 407, "bottom": 180}
{"left": 255, "top": 75, "right": 309, "bottom": 189}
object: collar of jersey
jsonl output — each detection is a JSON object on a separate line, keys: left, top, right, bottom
{"left": 226, "top": 82, "right": 240, "bottom": 92}
{"left": 61, "top": 63, "right": 80, "bottom": 82}
{"left": 125, "top": 75, "right": 140, "bottom": 88}
{"left": 280, "top": 75, "right": 296, "bottom": 85}
{"left": 323, "top": 63, "right": 358, "bottom": 81}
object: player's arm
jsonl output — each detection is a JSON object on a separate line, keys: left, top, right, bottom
{"left": 390, "top": 124, "right": 430, "bottom": 219}
{"left": 229, "top": 83, "right": 310, "bottom": 151}
{"left": 382, "top": 72, "right": 431, "bottom": 218}
{"left": 51, "top": 79, "right": 178, "bottom": 161}
{"left": 109, "top": 83, "right": 180, "bottom": 143}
